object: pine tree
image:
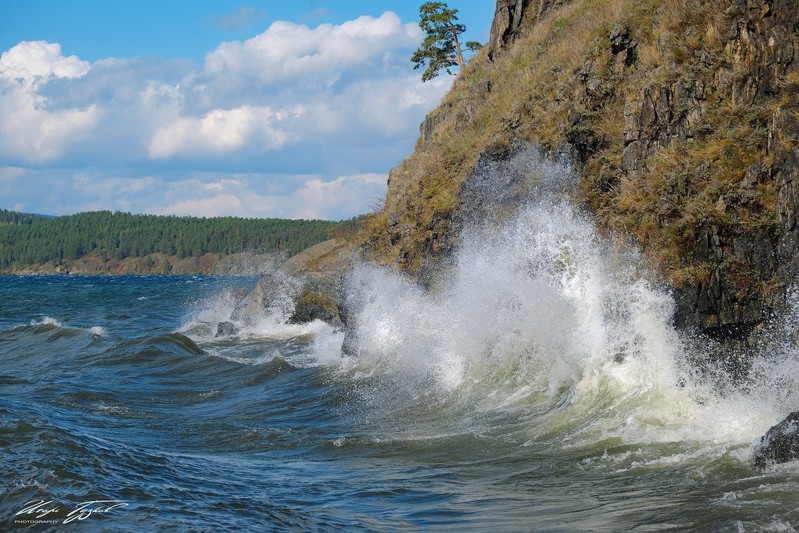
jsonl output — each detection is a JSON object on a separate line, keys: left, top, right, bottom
{"left": 411, "top": 2, "right": 482, "bottom": 82}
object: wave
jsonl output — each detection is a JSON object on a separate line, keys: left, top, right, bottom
{"left": 0, "top": 319, "right": 112, "bottom": 364}
{"left": 328, "top": 149, "right": 799, "bottom": 463}
{"left": 30, "top": 315, "right": 62, "bottom": 327}
{"left": 160, "top": 148, "right": 799, "bottom": 469}
{"left": 178, "top": 277, "right": 337, "bottom": 370}
{"left": 0, "top": 316, "right": 110, "bottom": 340}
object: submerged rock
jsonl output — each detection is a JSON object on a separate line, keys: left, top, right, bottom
{"left": 753, "top": 411, "right": 799, "bottom": 469}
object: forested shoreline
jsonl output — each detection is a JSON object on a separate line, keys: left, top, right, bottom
{"left": 0, "top": 210, "right": 341, "bottom": 274}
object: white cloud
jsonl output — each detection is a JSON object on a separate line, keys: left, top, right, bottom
{"left": 148, "top": 105, "right": 290, "bottom": 159}
{"left": 138, "top": 80, "right": 183, "bottom": 110}
{"left": 0, "top": 12, "right": 454, "bottom": 219}
{"left": 0, "top": 80, "right": 100, "bottom": 164}
{"left": 293, "top": 75, "right": 451, "bottom": 140}
{"left": 204, "top": 178, "right": 246, "bottom": 191}
{"left": 161, "top": 194, "right": 246, "bottom": 217}
{"left": 155, "top": 172, "right": 387, "bottom": 219}
{"left": 2, "top": 166, "right": 387, "bottom": 220}
{"left": 204, "top": 12, "right": 420, "bottom": 85}
{"left": 0, "top": 41, "right": 90, "bottom": 80}
{"left": 0, "top": 41, "right": 99, "bottom": 164}
{"left": 293, "top": 173, "right": 387, "bottom": 219}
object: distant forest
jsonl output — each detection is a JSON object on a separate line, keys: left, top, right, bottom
{"left": 0, "top": 209, "right": 338, "bottom": 271}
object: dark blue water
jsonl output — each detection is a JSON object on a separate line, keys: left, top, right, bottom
{"left": 2, "top": 274, "right": 798, "bottom": 532}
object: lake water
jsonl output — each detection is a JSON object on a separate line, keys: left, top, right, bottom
{"left": 3, "top": 173, "right": 799, "bottom": 531}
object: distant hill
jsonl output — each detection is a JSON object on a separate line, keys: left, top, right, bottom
{"left": 0, "top": 209, "right": 343, "bottom": 274}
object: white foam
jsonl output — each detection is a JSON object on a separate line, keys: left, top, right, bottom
{"left": 89, "top": 325, "right": 108, "bottom": 338}
{"left": 334, "top": 148, "right": 799, "bottom": 455}
{"left": 31, "top": 316, "right": 62, "bottom": 327}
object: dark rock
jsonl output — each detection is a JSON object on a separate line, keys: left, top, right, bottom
{"left": 754, "top": 412, "right": 799, "bottom": 469}
{"left": 225, "top": 239, "right": 357, "bottom": 330}
{"left": 489, "top": 0, "right": 531, "bottom": 57}
{"left": 288, "top": 289, "right": 338, "bottom": 324}
{"left": 488, "top": 0, "right": 569, "bottom": 58}
{"left": 616, "top": 0, "right": 798, "bottom": 340}
{"left": 608, "top": 24, "right": 637, "bottom": 67}
{"left": 418, "top": 104, "right": 451, "bottom": 147}
{"left": 215, "top": 321, "right": 239, "bottom": 337}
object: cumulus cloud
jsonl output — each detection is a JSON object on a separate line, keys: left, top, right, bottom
{"left": 293, "top": 75, "right": 451, "bottom": 141}
{"left": 204, "top": 12, "right": 420, "bottom": 85}
{"left": 0, "top": 86, "right": 100, "bottom": 164}
{"left": 0, "top": 12, "right": 452, "bottom": 218}
{"left": 0, "top": 42, "right": 99, "bottom": 164}
{"left": 149, "top": 105, "right": 292, "bottom": 159}
{"left": 0, "top": 41, "right": 89, "bottom": 80}
{"left": 146, "top": 11, "right": 447, "bottom": 168}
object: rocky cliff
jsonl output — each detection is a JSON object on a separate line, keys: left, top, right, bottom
{"left": 363, "top": 0, "right": 799, "bottom": 343}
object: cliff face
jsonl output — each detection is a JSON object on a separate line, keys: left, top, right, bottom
{"left": 613, "top": 0, "right": 798, "bottom": 337}
{"left": 364, "top": 0, "right": 799, "bottom": 340}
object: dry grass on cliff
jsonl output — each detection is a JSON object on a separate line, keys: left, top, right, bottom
{"left": 365, "top": 0, "right": 652, "bottom": 267}
{"left": 364, "top": 0, "right": 785, "bottom": 293}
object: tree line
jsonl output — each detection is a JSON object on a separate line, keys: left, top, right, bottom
{"left": 0, "top": 210, "right": 338, "bottom": 271}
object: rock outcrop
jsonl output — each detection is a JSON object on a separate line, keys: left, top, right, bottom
{"left": 616, "top": 0, "right": 798, "bottom": 335}
{"left": 754, "top": 411, "right": 799, "bottom": 468}
{"left": 365, "top": 0, "right": 799, "bottom": 346}
{"left": 216, "top": 239, "right": 358, "bottom": 333}
{"left": 489, "top": 0, "right": 569, "bottom": 57}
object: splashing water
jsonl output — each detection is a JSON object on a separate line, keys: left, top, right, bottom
{"left": 5, "top": 153, "right": 799, "bottom": 529}
{"left": 334, "top": 148, "right": 799, "bottom": 463}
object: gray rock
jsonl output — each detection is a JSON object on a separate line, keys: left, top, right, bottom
{"left": 753, "top": 411, "right": 799, "bottom": 469}
{"left": 215, "top": 321, "right": 239, "bottom": 338}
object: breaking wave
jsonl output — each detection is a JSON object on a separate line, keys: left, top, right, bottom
{"left": 331, "top": 149, "right": 799, "bottom": 464}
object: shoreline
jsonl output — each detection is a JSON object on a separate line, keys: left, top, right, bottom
{"left": 0, "top": 251, "right": 279, "bottom": 277}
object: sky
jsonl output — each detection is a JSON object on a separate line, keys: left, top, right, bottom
{"left": 0, "top": 1, "right": 495, "bottom": 221}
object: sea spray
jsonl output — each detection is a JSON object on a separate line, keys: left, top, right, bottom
{"left": 173, "top": 146, "right": 799, "bottom": 464}
{"left": 334, "top": 148, "right": 797, "bottom": 460}
{"left": 181, "top": 270, "right": 324, "bottom": 343}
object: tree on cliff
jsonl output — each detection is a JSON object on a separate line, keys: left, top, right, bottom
{"left": 411, "top": 2, "right": 482, "bottom": 82}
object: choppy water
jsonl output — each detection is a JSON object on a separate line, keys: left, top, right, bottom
{"left": 3, "top": 159, "right": 799, "bottom": 531}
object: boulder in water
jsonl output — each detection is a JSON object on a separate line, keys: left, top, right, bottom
{"left": 288, "top": 289, "right": 337, "bottom": 324}
{"left": 753, "top": 411, "right": 799, "bottom": 469}
{"left": 216, "top": 321, "right": 239, "bottom": 338}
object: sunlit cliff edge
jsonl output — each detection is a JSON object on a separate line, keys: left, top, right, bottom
{"left": 360, "top": 0, "right": 799, "bottom": 343}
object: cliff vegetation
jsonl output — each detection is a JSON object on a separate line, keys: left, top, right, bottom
{"left": 362, "top": 0, "right": 799, "bottom": 338}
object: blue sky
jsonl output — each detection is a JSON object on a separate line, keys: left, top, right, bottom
{"left": 0, "top": 1, "right": 494, "bottom": 220}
